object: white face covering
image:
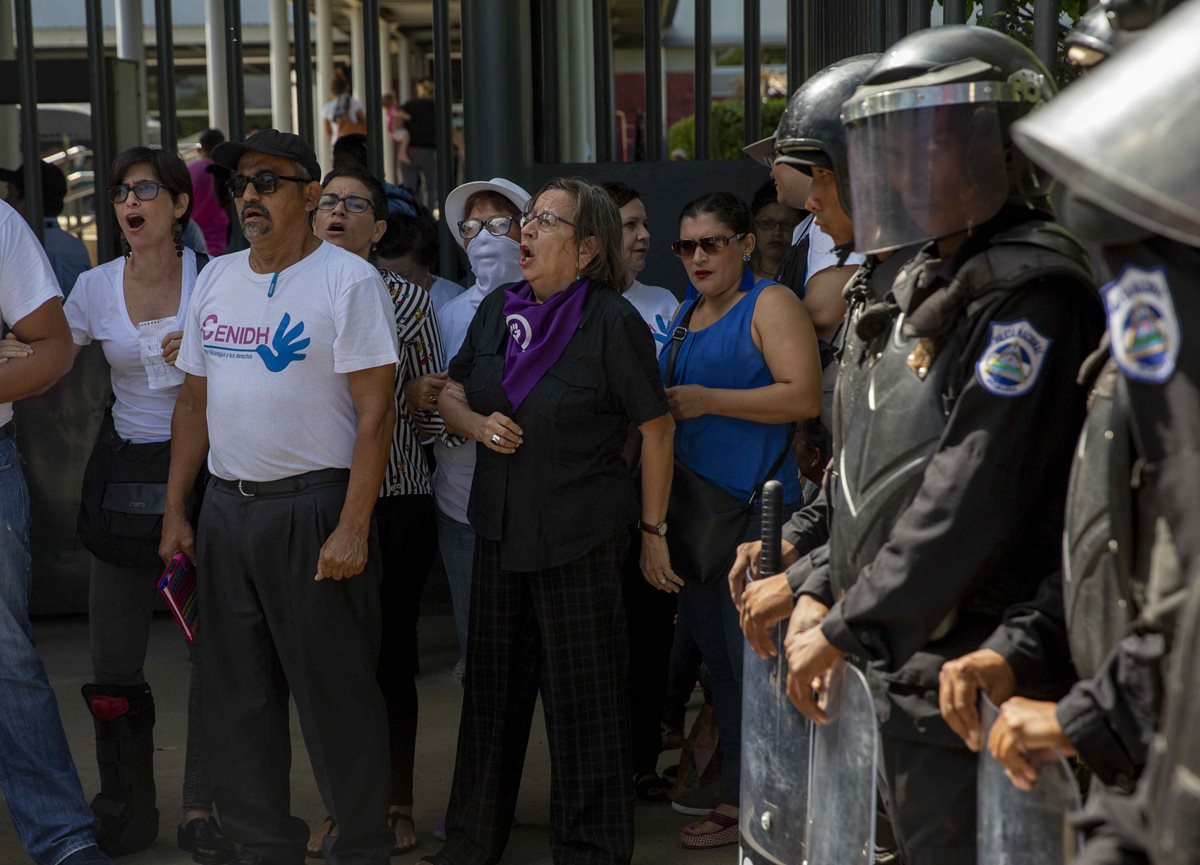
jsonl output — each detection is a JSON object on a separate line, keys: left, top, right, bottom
{"left": 466, "top": 231, "right": 523, "bottom": 295}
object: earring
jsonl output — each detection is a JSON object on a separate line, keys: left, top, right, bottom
{"left": 172, "top": 220, "right": 184, "bottom": 257}
{"left": 742, "top": 252, "right": 751, "bottom": 262}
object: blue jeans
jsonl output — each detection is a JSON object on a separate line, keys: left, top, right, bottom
{"left": 0, "top": 436, "right": 104, "bottom": 865}
{"left": 435, "top": 505, "right": 475, "bottom": 669}
{"left": 674, "top": 501, "right": 796, "bottom": 806}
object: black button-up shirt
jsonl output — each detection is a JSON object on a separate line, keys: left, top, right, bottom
{"left": 449, "top": 283, "right": 669, "bottom": 571}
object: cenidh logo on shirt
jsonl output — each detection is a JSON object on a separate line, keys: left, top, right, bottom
{"left": 201, "top": 311, "right": 310, "bottom": 372}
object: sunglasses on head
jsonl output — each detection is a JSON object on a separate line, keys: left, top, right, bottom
{"left": 108, "top": 181, "right": 163, "bottom": 204}
{"left": 458, "top": 214, "right": 516, "bottom": 240}
{"left": 669, "top": 233, "right": 747, "bottom": 257}
{"left": 317, "top": 193, "right": 376, "bottom": 216}
{"left": 225, "top": 171, "right": 311, "bottom": 198}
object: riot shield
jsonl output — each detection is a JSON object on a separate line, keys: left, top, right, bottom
{"left": 804, "top": 661, "right": 877, "bottom": 865}
{"left": 741, "top": 479, "right": 813, "bottom": 864}
{"left": 977, "top": 696, "right": 1082, "bottom": 865}
{"left": 740, "top": 635, "right": 812, "bottom": 864}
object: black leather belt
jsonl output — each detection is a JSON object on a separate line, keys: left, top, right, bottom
{"left": 211, "top": 468, "right": 350, "bottom": 497}
{"left": 0, "top": 421, "right": 14, "bottom": 441}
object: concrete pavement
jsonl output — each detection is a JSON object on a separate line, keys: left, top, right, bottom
{"left": 1, "top": 614, "right": 729, "bottom": 865}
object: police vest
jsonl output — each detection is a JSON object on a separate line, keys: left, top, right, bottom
{"left": 828, "top": 223, "right": 1094, "bottom": 638}
{"left": 1062, "top": 351, "right": 1142, "bottom": 680}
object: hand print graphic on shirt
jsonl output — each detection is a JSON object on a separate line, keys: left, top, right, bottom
{"left": 652, "top": 313, "right": 673, "bottom": 346}
{"left": 255, "top": 312, "right": 310, "bottom": 372}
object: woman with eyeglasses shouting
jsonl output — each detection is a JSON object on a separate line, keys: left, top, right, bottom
{"left": 659, "top": 191, "right": 821, "bottom": 850}
{"left": 307, "top": 164, "right": 449, "bottom": 858}
{"left": 53, "top": 147, "right": 233, "bottom": 861}
{"left": 418, "top": 177, "right": 676, "bottom": 865}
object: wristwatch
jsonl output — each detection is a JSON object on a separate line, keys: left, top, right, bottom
{"left": 639, "top": 519, "right": 668, "bottom": 537}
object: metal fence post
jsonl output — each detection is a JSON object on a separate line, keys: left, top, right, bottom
{"left": 155, "top": 0, "right": 177, "bottom": 154}
{"left": 15, "top": 0, "right": 42, "bottom": 241}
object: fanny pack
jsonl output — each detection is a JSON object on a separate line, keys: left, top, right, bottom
{"left": 78, "top": 407, "right": 204, "bottom": 569}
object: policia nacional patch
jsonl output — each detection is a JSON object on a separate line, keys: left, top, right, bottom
{"left": 1102, "top": 264, "right": 1181, "bottom": 384}
{"left": 975, "top": 319, "right": 1052, "bottom": 397}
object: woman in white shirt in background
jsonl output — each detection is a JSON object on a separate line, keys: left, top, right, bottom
{"left": 62, "top": 147, "right": 231, "bottom": 863}
{"left": 599, "top": 181, "right": 678, "bottom": 355}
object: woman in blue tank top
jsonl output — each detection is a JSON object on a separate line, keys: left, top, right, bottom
{"left": 658, "top": 192, "right": 822, "bottom": 848}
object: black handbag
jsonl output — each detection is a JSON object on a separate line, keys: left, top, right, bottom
{"left": 664, "top": 300, "right": 795, "bottom": 585}
{"left": 77, "top": 407, "right": 172, "bottom": 570}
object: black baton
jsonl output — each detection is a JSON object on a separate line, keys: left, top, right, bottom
{"left": 759, "top": 479, "right": 784, "bottom": 578}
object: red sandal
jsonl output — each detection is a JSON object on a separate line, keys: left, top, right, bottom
{"left": 679, "top": 809, "right": 739, "bottom": 849}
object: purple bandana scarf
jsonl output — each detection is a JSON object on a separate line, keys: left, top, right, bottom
{"left": 501, "top": 277, "right": 590, "bottom": 411}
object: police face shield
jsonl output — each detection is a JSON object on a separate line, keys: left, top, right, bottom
{"left": 844, "top": 91, "right": 1009, "bottom": 255}
{"left": 1012, "top": 0, "right": 1200, "bottom": 248}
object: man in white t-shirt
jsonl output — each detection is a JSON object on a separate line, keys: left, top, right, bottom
{"left": 160, "top": 131, "right": 399, "bottom": 865}
{"left": 0, "top": 200, "right": 113, "bottom": 865}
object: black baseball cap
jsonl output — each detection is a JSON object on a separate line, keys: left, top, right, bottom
{"left": 0, "top": 160, "right": 69, "bottom": 213}
{"left": 211, "top": 129, "right": 321, "bottom": 184}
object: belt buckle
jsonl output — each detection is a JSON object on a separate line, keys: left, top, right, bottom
{"left": 237, "top": 480, "right": 255, "bottom": 497}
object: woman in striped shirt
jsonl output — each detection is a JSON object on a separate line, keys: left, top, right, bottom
{"left": 311, "top": 163, "right": 447, "bottom": 857}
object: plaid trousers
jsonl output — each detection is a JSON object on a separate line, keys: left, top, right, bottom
{"left": 434, "top": 530, "right": 634, "bottom": 865}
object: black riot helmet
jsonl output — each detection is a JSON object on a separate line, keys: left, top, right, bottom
{"left": 1099, "top": 0, "right": 1183, "bottom": 30}
{"left": 772, "top": 54, "right": 879, "bottom": 217}
{"left": 1066, "top": 5, "right": 1119, "bottom": 67}
{"left": 841, "top": 26, "right": 1056, "bottom": 255}
{"left": 1013, "top": 0, "right": 1200, "bottom": 248}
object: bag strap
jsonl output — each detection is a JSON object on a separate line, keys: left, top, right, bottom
{"left": 747, "top": 423, "right": 796, "bottom": 507}
{"left": 664, "top": 298, "right": 700, "bottom": 388}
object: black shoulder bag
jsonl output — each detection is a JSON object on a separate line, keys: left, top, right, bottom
{"left": 664, "top": 300, "right": 795, "bottom": 585}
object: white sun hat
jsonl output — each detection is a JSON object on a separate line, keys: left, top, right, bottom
{"left": 443, "top": 177, "right": 531, "bottom": 250}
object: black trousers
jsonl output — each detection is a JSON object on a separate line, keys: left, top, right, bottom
{"left": 434, "top": 532, "right": 634, "bottom": 865}
{"left": 196, "top": 477, "right": 391, "bottom": 865}
{"left": 877, "top": 732, "right": 977, "bottom": 865}
{"left": 374, "top": 493, "right": 438, "bottom": 807}
{"left": 620, "top": 532, "right": 677, "bottom": 778}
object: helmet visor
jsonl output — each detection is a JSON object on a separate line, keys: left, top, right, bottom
{"left": 845, "top": 101, "right": 1009, "bottom": 255}
{"left": 1012, "top": 0, "right": 1200, "bottom": 248}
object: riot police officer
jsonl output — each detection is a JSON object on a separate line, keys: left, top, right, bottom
{"left": 729, "top": 54, "right": 880, "bottom": 660}
{"left": 935, "top": 5, "right": 1200, "bottom": 864}
{"left": 727, "top": 55, "right": 888, "bottom": 865}
{"left": 780, "top": 27, "right": 1104, "bottom": 865}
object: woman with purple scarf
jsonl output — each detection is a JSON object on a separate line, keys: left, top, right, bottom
{"left": 419, "top": 178, "right": 676, "bottom": 865}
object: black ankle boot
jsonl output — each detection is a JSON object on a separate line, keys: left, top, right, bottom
{"left": 82, "top": 682, "right": 160, "bottom": 856}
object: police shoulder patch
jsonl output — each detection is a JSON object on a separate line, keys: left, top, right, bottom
{"left": 974, "top": 319, "right": 1052, "bottom": 398}
{"left": 1101, "top": 264, "right": 1180, "bottom": 384}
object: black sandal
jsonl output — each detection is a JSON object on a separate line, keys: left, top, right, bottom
{"left": 634, "top": 772, "right": 671, "bottom": 803}
{"left": 305, "top": 816, "right": 335, "bottom": 860}
{"left": 387, "top": 810, "right": 419, "bottom": 856}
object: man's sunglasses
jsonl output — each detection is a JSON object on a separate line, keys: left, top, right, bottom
{"left": 225, "top": 171, "right": 311, "bottom": 198}
{"left": 317, "top": 193, "right": 376, "bottom": 215}
{"left": 458, "top": 214, "right": 516, "bottom": 240}
{"left": 669, "top": 233, "right": 747, "bottom": 257}
{"left": 108, "top": 181, "right": 164, "bottom": 204}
